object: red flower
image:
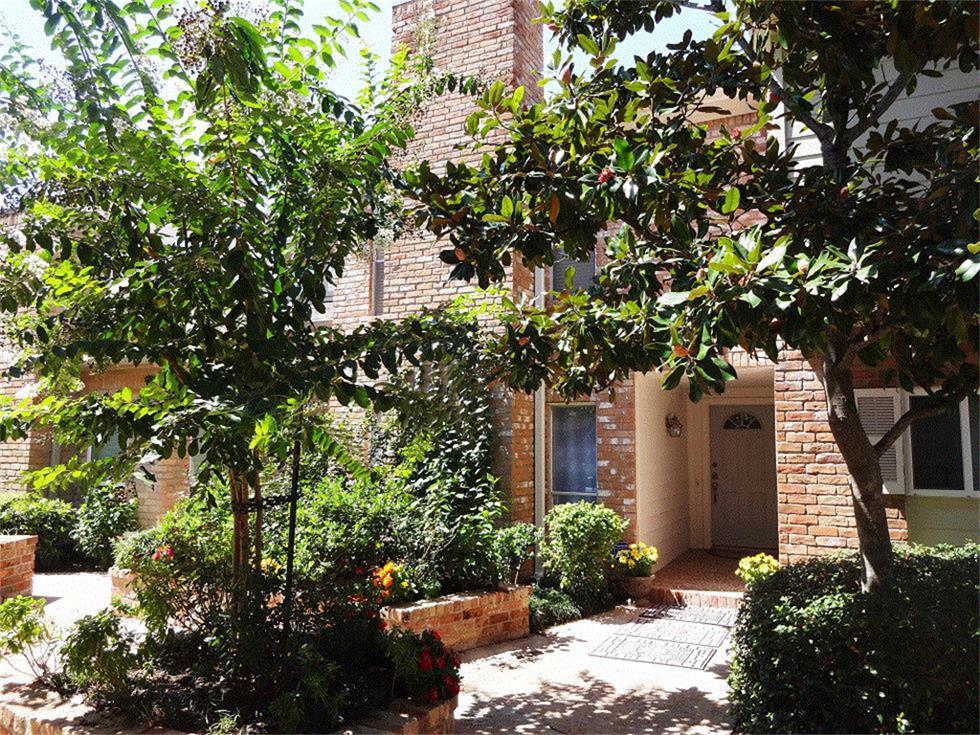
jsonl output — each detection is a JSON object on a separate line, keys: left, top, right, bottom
{"left": 731, "top": 128, "right": 742, "bottom": 139}
{"left": 151, "top": 551, "right": 160, "bottom": 561}
{"left": 435, "top": 654, "right": 446, "bottom": 669}
{"left": 444, "top": 675, "right": 460, "bottom": 697}
{"left": 355, "top": 566, "right": 364, "bottom": 575}
{"left": 597, "top": 168, "right": 615, "bottom": 184}
{"left": 419, "top": 649, "right": 433, "bottom": 672}
{"left": 768, "top": 91, "right": 781, "bottom": 104}
{"left": 425, "top": 687, "right": 440, "bottom": 704}
{"left": 430, "top": 630, "right": 441, "bottom": 641}
{"left": 451, "top": 653, "right": 461, "bottom": 668}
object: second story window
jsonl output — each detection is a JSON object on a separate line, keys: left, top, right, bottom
{"left": 370, "top": 245, "right": 385, "bottom": 316}
{"left": 552, "top": 249, "right": 595, "bottom": 293}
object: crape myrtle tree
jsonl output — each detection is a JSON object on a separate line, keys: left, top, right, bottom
{"left": 405, "top": 0, "right": 979, "bottom": 592}
{"left": 0, "top": 0, "right": 476, "bottom": 590}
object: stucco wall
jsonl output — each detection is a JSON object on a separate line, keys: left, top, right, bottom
{"left": 634, "top": 372, "right": 689, "bottom": 568}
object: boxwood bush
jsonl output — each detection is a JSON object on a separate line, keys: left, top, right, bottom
{"left": 729, "top": 543, "right": 979, "bottom": 734}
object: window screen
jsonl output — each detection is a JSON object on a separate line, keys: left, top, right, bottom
{"left": 552, "top": 405, "right": 597, "bottom": 504}
{"left": 552, "top": 250, "right": 595, "bottom": 292}
{"left": 909, "top": 396, "right": 965, "bottom": 491}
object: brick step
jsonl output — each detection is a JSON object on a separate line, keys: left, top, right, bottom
{"left": 647, "top": 586, "right": 743, "bottom": 610}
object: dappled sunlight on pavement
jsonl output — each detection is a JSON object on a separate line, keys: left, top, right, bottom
{"left": 456, "top": 607, "right": 732, "bottom": 734}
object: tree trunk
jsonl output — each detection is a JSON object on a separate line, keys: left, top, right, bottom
{"left": 230, "top": 469, "right": 250, "bottom": 591}
{"left": 252, "top": 469, "right": 263, "bottom": 575}
{"left": 811, "top": 357, "right": 894, "bottom": 592}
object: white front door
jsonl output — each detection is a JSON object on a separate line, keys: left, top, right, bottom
{"left": 709, "top": 404, "right": 778, "bottom": 549}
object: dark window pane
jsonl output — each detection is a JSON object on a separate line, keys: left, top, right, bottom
{"left": 552, "top": 250, "right": 595, "bottom": 292}
{"left": 909, "top": 396, "right": 963, "bottom": 491}
{"left": 552, "top": 406, "right": 597, "bottom": 503}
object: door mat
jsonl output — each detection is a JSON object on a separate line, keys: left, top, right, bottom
{"left": 640, "top": 604, "right": 738, "bottom": 627}
{"left": 590, "top": 605, "right": 735, "bottom": 670}
{"left": 590, "top": 634, "right": 720, "bottom": 670}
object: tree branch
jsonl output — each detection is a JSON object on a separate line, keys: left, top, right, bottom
{"left": 733, "top": 36, "right": 834, "bottom": 146}
{"left": 874, "top": 387, "right": 970, "bottom": 457}
{"left": 843, "top": 72, "right": 912, "bottom": 147}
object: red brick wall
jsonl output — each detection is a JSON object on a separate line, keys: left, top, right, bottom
{"left": 775, "top": 350, "right": 908, "bottom": 563}
{"left": 326, "top": 0, "right": 543, "bottom": 522}
{"left": 0, "top": 535, "right": 37, "bottom": 599}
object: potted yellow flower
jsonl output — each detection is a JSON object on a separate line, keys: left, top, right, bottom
{"left": 614, "top": 542, "right": 659, "bottom": 604}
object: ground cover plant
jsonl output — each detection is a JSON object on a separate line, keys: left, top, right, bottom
{"left": 729, "top": 543, "right": 980, "bottom": 734}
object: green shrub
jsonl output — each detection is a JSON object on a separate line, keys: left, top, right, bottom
{"left": 528, "top": 586, "right": 581, "bottom": 632}
{"left": 0, "top": 595, "right": 57, "bottom": 681}
{"left": 540, "top": 501, "right": 626, "bottom": 609}
{"left": 0, "top": 495, "right": 77, "bottom": 570}
{"left": 61, "top": 610, "right": 140, "bottom": 702}
{"left": 73, "top": 484, "right": 138, "bottom": 568}
{"left": 729, "top": 544, "right": 979, "bottom": 734}
{"left": 296, "top": 475, "right": 406, "bottom": 581}
{"left": 494, "top": 522, "right": 540, "bottom": 584}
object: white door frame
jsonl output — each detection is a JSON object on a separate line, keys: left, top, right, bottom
{"left": 688, "top": 388, "right": 775, "bottom": 549}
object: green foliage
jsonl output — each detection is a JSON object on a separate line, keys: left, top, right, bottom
{"left": 729, "top": 544, "right": 980, "bottom": 734}
{"left": 387, "top": 628, "right": 461, "bottom": 704}
{"left": 540, "top": 502, "right": 626, "bottom": 608}
{"left": 528, "top": 585, "right": 581, "bottom": 633}
{"left": 405, "top": 0, "right": 979, "bottom": 586}
{"left": 296, "top": 474, "right": 407, "bottom": 581}
{"left": 116, "top": 495, "right": 233, "bottom": 635}
{"left": 0, "top": 495, "right": 77, "bottom": 571}
{"left": 0, "top": 595, "right": 57, "bottom": 681}
{"left": 734, "top": 552, "right": 780, "bottom": 587}
{"left": 0, "top": 0, "right": 468, "bottom": 523}
{"left": 73, "top": 484, "right": 138, "bottom": 568}
{"left": 494, "top": 522, "right": 540, "bottom": 584}
{"left": 61, "top": 610, "right": 140, "bottom": 702}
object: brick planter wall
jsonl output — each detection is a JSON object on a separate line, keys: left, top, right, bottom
{"left": 0, "top": 535, "right": 37, "bottom": 600}
{"left": 382, "top": 586, "right": 530, "bottom": 652}
{"left": 352, "top": 695, "right": 457, "bottom": 735}
{"left": 108, "top": 566, "right": 137, "bottom": 606}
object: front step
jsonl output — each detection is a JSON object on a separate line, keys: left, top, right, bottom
{"left": 647, "top": 586, "right": 743, "bottom": 609}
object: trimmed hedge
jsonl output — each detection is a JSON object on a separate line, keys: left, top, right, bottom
{"left": 0, "top": 495, "right": 78, "bottom": 571}
{"left": 729, "top": 544, "right": 979, "bottom": 734}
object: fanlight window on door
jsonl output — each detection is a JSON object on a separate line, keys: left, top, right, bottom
{"left": 723, "top": 412, "right": 762, "bottom": 430}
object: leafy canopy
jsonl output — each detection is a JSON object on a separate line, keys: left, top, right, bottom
{"left": 0, "top": 0, "right": 476, "bottom": 489}
{"left": 406, "top": 0, "right": 979, "bottom": 404}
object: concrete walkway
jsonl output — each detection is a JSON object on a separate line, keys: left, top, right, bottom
{"left": 24, "top": 574, "right": 732, "bottom": 734}
{"left": 456, "top": 607, "right": 732, "bottom": 734}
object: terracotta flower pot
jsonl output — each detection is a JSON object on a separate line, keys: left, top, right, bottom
{"left": 619, "top": 574, "right": 658, "bottom": 605}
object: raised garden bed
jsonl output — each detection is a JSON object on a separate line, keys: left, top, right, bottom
{"left": 382, "top": 585, "right": 530, "bottom": 651}
{"left": 0, "top": 672, "right": 457, "bottom": 735}
{"left": 0, "top": 535, "right": 37, "bottom": 601}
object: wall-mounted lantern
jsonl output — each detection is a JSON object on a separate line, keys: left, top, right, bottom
{"left": 665, "top": 413, "right": 684, "bottom": 438}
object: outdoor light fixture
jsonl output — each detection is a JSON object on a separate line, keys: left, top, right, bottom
{"left": 665, "top": 413, "right": 683, "bottom": 438}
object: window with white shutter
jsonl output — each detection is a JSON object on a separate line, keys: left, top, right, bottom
{"left": 854, "top": 389, "right": 906, "bottom": 494}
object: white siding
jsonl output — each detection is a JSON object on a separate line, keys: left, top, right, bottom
{"left": 783, "top": 65, "right": 979, "bottom": 169}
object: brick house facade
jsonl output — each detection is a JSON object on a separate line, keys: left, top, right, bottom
{"left": 0, "top": 1, "right": 976, "bottom": 562}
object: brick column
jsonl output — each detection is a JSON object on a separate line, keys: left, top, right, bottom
{"left": 774, "top": 350, "right": 907, "bottom": 563}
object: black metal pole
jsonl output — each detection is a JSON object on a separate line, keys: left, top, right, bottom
{"left": 283, "top": 435, "right": 301, "bottom": 636}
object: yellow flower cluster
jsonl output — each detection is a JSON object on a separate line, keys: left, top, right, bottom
{"left": 616, "top": 542, "right": 658, "bottom": 577}
{"left": 373, "top": 561, "right": 412, "bottom": 601}
{"left": 735, "top": 552, "right": 780, "bottom": 586}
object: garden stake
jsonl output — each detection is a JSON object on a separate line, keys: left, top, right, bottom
{"left": 283, "top": 435, "right": 301, "bottom": 636}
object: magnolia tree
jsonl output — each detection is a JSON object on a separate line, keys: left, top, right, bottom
{"left": 0, "top": 0, "right": 474, "bottom": 589}
{"left": 406, "top": 0, "right": 979, "bottom": 591}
